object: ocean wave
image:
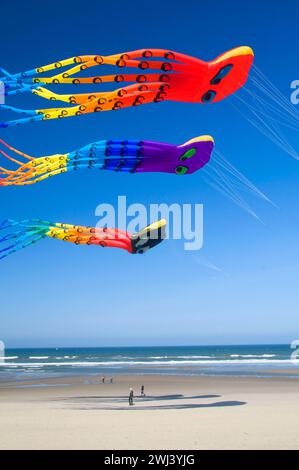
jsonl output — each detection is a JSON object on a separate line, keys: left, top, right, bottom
{"left": 147, "top": 355, "right": 214, "bottom": 359}
{"left": 1, "top": 356, "right": 19, "bottom": 360}
{"left": 230, "top": 354, "right": 276, "bottom": 358}
{"left": 0, "top": 358, "right": 295, "bottom": 368}
{"left": 66, "top": 355, "right": 215, "bottom": 361}
{"left": 29, "top": 356, "right": 49, "bottom": 359}
{"left": 176, "top": 355, "right": 214, "bottom": 359}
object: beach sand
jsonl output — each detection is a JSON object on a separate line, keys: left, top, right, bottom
{"left": 0, "top": 374, "right": 299, "bottom": 449}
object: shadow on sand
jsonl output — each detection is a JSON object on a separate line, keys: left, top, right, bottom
{"left": 77, "top": 400, "right": 246, "bottom": 411}
{"left": 62, "top": 393, "right": 246, "bottom": 411}
{"left": 64, "top": 394, "right": 221, "bottom": 402}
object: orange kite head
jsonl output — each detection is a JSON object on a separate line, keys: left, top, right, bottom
{"left": 188, "top": 46, "right": 254, "bottom": 104}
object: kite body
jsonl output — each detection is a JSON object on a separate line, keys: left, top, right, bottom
{"left": 0, "top": 218, "right": 167, "bottom": 259}
{"left": 0, "top": 135, "right": 214, "bottom": 185}
{"left": 0, "top": 46, "right": 254, "bottom": 127}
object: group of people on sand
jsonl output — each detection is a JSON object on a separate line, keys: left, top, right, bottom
{"left": 129, "top": 384, "right": 145, "bottom": 406}
{"left": 100, "top": 376, "right": 113, "bottom": 384}
{"left": 99, "top": 376, "right": 145, "bottom": 406}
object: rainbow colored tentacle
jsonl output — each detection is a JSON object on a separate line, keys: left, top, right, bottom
{"left": 0, "top": 47, "right": 254, "bottom": 127}
{"left": 0, "top": 136, "right": 214, "bottom": 185}
{"left": 0, "top": 218, "right": 167, "bottom": 259}
{"left": 0, "top": 219, "right": 50, "bottom": 260}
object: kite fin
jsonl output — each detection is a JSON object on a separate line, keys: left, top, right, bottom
{"left": 130, "top": 219, "right": 167, "bottom": 254}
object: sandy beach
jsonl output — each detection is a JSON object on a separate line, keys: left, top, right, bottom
{"left": 0, "top": 374, "right": 299, "bottom": 450}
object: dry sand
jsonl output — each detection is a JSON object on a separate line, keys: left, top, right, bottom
{"left": 0, "top": 374, "right": 299, "bottom": 449}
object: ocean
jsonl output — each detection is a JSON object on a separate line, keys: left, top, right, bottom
{"left": 0, "top": 344, "right": 298, "bottom": 381}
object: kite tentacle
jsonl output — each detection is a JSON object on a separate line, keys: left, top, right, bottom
{"left": 0, "top": 138, "right": 33, "bottom": 160}
{"left": 0, "top": 218, "right": 167, "bottom": 259}
{"left": 0, "top": 56, "right": 89, "bottom": 83}
{"left": 0, "top": 47, "right": 254, "bottom": 127}
{"left": 33, "top": 73, "right": 166, "bottom": 87}
{"left": 0, "top": 219, "right": 50, "bottom": 260}
{"left": 0, "top": 50, "right": 195, "bottom": 84}
{"left": 0, "top": 136, "right": 214, "bottom": 185}
{"left": 0, "top": 82, "right": 166, "bottom": 126}
{"left": 24, "top": 50, "right": 191, "bottom": 84}
{"left": 32, "top": 86, "right": 114, "bottom": 106}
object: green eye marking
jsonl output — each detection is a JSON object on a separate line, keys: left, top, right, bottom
{"left": 175, "top": 165, "right": 188, "bottom": 175}
{"left": 180, "top": 148, "right": 196, "bottom": 161}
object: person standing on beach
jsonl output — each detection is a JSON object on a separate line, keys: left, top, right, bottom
{"left": 110, "top": 377, "right": 113, "bottom": 384}
{"left": 102, "top": 376, "right": 105, "bottom": 384}
{"left": 141, "top": 385, "right": 145, "bottom": 397}
{"left": 129, "top": 388, "right": 134, "bottom": 406}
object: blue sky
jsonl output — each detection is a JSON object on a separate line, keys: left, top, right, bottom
{"left": 0, "top": 0, "right": 298, "bottom": 347}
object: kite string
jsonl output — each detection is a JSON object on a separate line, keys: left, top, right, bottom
{"left": 232, "top": 63, "right": 299, "bottom": 160}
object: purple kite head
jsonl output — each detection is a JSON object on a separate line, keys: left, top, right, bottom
{"left": 136, "top": 136, "right": 214, "bottom": 175}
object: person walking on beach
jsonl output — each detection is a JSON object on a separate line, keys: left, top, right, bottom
{"left": 141, "top": 384, "right": 145, "bottom": 397}
{"left": 110, "top": 377, "right": 113, "bottom": 384}
{"left": 102, "top": 376, "right": 105, "bottom": 384}
{"left": 129, "top": 388, "right": 134, "bottom": 406}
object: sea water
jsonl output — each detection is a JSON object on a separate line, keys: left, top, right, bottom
{"left": 0, "top": 344, "right": 298, "bottom": 381}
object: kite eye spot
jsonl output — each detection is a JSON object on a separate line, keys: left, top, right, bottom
{"left": 138, "top": 84, "right": 148, "bottom": 91}
{"left": 180, "top": 148, "right": 196, "bottom": 161}
{"left": 201, "top": 90, "right": 216, "bottom": 103}
{"left": 165, "top": 52, "right": 175, "bottom": 60}
{"left": 210, "top": 64, "right": 233, "bottom": 85}
{"left": 139, "top": 61, "right": 149, "bottom": 70}
{"left": 159, "top": 74, "right": 170, "bottom": 82}
{"left": 133, "top": 95, "right": 145, "bottom": 106}
{"left": 116, "top": 59, "right": 126, "bottom": 67}
{"left": 115, "top": 74, "right": 124, "bottom": 83}
{"left": 117, "top": 89, "right": 127, "bottom": 97}
{"left": 175, "top": 165, "right": 189, "bottom": 175}
{"left": 94, "top": 56, "right": 104, "bottom": 64}
{"left": 113, "top": 101, "right": 123, "bottom": 110}
{"left": 142, "top": 50, "right": 153, "bottom": 58}
{"left": 136, "top": 74, "right": 147, "bottom": 83}
{"left": 161, "top": 63, "right": 172, "bottom": 72}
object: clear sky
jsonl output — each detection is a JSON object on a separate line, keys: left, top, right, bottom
{"left": 0, "top": 0, "right": 298, "bottom": 347}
